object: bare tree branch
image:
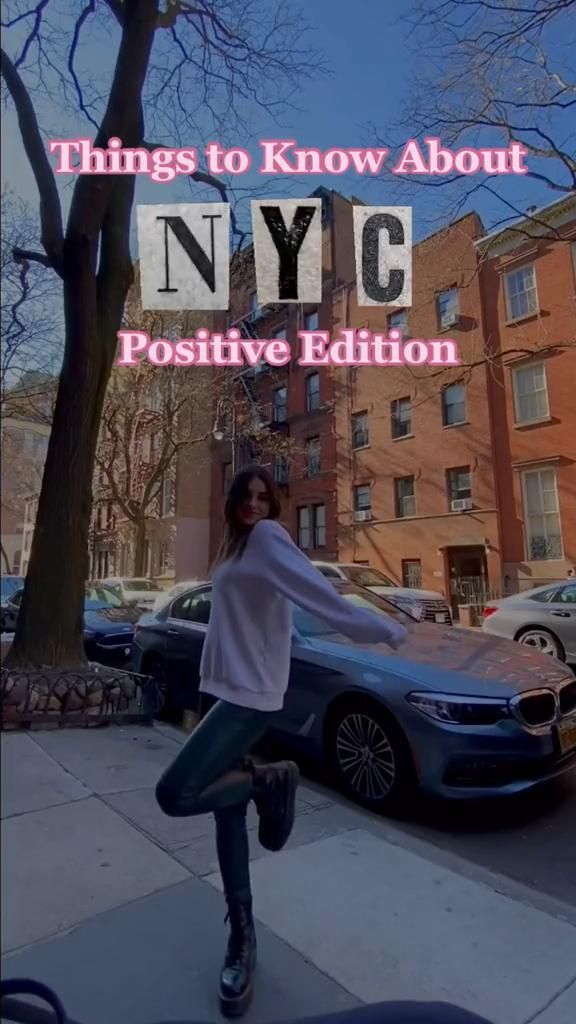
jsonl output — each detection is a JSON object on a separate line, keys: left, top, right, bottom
{"left": 0, "top": 48, "right": 63, "bottom": 272}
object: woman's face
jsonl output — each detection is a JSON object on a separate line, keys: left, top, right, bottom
{"left": 237, "top": 475, "right": 271, "bottom": 528}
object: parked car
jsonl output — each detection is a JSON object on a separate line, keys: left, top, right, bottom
{"left": 5, "top": 583, "right": 142, "bottom": 666}
{"left": 482, "top": 581, "right": 576, "bottom": 664}
{"left": 312, "top": 562, "right": 452, "bottom": 625}
{"left": 101, "top": 577, "right": 166, "bottom": 611}
{"left": 132, "top": 580, "right": 576, "bottom": 810}
{"left": 151, "top": 579, "right": 208, "bottom": 613}
{"left": 1, "top": 576, "right": 25, "bottom": 630}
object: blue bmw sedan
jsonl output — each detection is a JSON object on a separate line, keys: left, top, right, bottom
{"left": 132, "top": 581, "right": 576, "bottom": 811}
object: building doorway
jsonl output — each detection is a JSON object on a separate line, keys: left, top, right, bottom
{"left": 447, "top": 546, "right": 488, "bottom": 620}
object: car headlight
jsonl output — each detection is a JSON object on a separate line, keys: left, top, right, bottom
{"left": 406, "top": 692, "right": 510, "bottom": 725}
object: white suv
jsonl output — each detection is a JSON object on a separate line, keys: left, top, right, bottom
{"left": 312, "top": 562, "right": 452, "bottom": 625}
{"left": 102, "top": 577, "right": 165, "bottom": 611}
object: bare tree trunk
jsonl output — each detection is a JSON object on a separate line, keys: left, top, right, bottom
{"left": 1, "top": 541, "right": 12, "bottom": 574}
{"left": 133, "top": 517, "right": 148, "bottom": 577}
{"left": 3, "top": 1, "right": 158, "bottom": 669}
{"left": 6, "top": 244, "right": 122, "bottom": 667}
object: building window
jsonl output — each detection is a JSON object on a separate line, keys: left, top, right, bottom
{"left": 354, "top": 484, "right": 372, "bottom": 519}
{"left": 249, "top": 290, "right": 259, "bottom": 313}
{"left": 512, "top": 362, "right": 549, "bottom": 424}
{"left": 391, "top": 397, "right": 412, "bottom": 439}
{"left": 306, "top": 436, "right": 321, "bottom": 477}
{"left": 395, "top": 476, "right": 416, "bottom": 518}
{"left": 388, "top": 309, "right": 408, "bottom": 334}
{"left": 222, "top": 462, "right": 232, "bottom": 495}
{"left": 504, "top": 265, "right": 538, "bottom": 321}
{"left": 298, "top": 507, "right": 310, "bottom": 549}
{"left": 141, "top": 435, "right": 151, "bottom": 462}
{"left": 161, "top": 475, "right": 175, "bottom": 517}
{"left": 304, "top": 310, "right": 319, "bottom": 331}
{"left": 442, "top": 383, "right": 466, "bottom": 426}
{"left": 447, "top": 466, "right": 472, "bottom": 509}
{"left": 306, "top": 372, "right": 320, "bottom": 412}
{"left": 298, "top": 504, "right": 326, "bottom": 548}
{"left": 273, "top": 386, "right": 287, "bottom": 423}
{"left": 273, "top": 454, "right": 289, "bottom": 485}
{"left": 522, "top": 467, "right": 563, "bottom": 561}
{"left": 437, "top": 287, "right": 459, "bottom": 329}
{"left": 159, "top": 542, "right": 170, "bottom": 575}
{"left": 313, "top": 504, "right": 326, "bottom": 547}
{"left": 351, "top": 411, "right": 369, "bottom": 449}
{"left": 272, "top": 326, "right": 287, "bottom": 340}
{"left": 402, "top": 559, "right": 422, "bottom": 589}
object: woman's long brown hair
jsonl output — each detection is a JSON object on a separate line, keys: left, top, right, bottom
{"left": 211, "top": 464, "right": 282, "bottom": 571}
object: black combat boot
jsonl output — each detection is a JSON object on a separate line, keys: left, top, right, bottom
{"left": 252, "top": 761, "right": 300, "bottom": 852}
{"left": 219, "top": 897, "right": 257, "bottom": 1018}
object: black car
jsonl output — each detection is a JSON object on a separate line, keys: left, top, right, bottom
{"left": 4, "top": 584, "right": 142, "bottom": 667}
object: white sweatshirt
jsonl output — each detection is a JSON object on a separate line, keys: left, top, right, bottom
{"left": 199, "top": 518, "right": 408, "bottom": 712}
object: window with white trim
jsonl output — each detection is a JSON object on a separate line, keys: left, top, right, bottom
{"left": 391, "top": 397, "right": 412, "bottom": 438}
{"left": 521, "top": 467, "right": 563, "bottom": 561}
{"left": 304, "top": 310, "right": 319, "bottom": 331}
{"left": 273, "top": 386, "right": 287, "bottom": 423}
{"left": 273, "top": 454, "right": 289, "bottom": 485}
{"left": 351, "top": 411, "right": 369, "bottom": 449}
{"left": 504, "top": 265, "right": 538, "bottom": 321}
{"left": 313, "top": 504, "right": 326, "bottom": 547}
{"left": 437, "top": 288, "right": 459, "bottom": 329}
{"left": 388, "top": 309, "right": 408, "bottom": 334}
{"left": 442, "top": 383, "right": 466, "bottom": 426}
{"left": 512, "top": 362, "right": 549, "bottom": 424}
{"left": 354, "top": 484, "right": 372, "bottom": 517}
{"left": 306, "top": 373, "right": 320, "bottom": 412}
{"left": 395, "top": 476, "right": 416, "bottom": 518}
{"left": 298, "top": 507, "right": 310, "bottom": 549}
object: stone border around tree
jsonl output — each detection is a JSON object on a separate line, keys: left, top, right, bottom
{"left": 1, "top": 662, "right": 156, "bottom": 730}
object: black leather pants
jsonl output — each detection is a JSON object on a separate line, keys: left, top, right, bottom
{"left": 155, "top": 695, "right": 273, "bottom": 901}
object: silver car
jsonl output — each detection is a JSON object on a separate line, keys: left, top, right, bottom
{"left": 482, "top": 582, "right": 576, "bottom": 664}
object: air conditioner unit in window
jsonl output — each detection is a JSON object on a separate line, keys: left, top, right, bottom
{"left": 451, "top": 497, "right": 473, "bottom": 512}
{"left": 354, "top": 509, "right": 373, "bottom": 522}
{"left": 442, "top": 313, "right": 459, "bottom": 328}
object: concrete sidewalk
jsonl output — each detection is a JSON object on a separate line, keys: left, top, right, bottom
{"left": 2, "top": 724, "right": 575, "bottom": 1024}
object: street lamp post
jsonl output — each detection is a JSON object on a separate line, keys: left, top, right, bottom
{"left": 213, "top": 397, "right": 237, "bottom": 474}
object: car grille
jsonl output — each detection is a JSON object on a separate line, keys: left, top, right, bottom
{"left": 95, "top": 632, "right": 134, "bottom": 648}
{"left": 420, "top": 600, "right": 452, "bottom": 625}
{"left": 512, "top": 680, "right": 576, "bottom": 727}
{"left": 559, "top": 679, "right": 576, "bottom": 716}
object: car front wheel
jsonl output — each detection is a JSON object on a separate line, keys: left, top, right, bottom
{"left": 327, "top": 700, "right": 415, "bottom": 812}
{"left": 516, "top": 627, "right": 564, "bottom": 661}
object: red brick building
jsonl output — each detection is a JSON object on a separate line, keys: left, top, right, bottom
{"left": 209, "top": 191, "right": 575, "bottom": 609}
{"left": 477, "top": 194, "right": 576, "bottom": 588}
{"left": 209, "top": 188, "right": 357, "bottom": 563}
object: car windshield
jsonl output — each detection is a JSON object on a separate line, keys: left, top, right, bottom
{"left": 344, "top": 567, "right": 397, "bottom": 588}
{"left": 294, "top": 586, "right": 414, "bottom": 638}
{"left": 1, "top": 577, "right": 24, "bottom": 601}
{"left": 85, "top": 585, "right": 126, "bottom": 610}
{"left": 125, "top": 579, "right": 162, "bottom": 592}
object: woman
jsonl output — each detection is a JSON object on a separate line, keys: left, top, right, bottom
{"left": 155, "top": 466, "right": 409, "bottom": 1018}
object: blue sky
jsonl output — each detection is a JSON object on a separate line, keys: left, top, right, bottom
{"left": 1, "top": 0, "right": 571, "bottom": 252}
